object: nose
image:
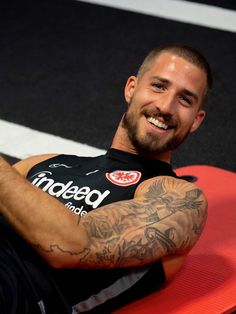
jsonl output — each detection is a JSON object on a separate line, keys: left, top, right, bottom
{"left": 156, "top": 93, "right": 176, "bottom": 120}
{"left": 159, "top": 92, "right": 176, "bottom": 114}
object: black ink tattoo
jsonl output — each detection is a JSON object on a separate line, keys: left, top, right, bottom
{"left": 31, "top": 243, "right": 91, "bottom": 263}
{"left": 96, "top": 246, "right": 115, "bottom": 264}
{"left": 79, "top": 179, "right": 207, "bottom": 267}
{"left": 34, "top": 177, "right": 207, "bottom": 268}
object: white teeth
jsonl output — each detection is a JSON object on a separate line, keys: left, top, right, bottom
{"left": 147, "top": 117, "right": 168, "bottom": 130}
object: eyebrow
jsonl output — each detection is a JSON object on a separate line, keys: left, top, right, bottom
{"left": 151, "top": 76, "right": 170, "bottom": 85}
{"left": 151, "top": 76, "right": 199, "bottom": 101}
{"left": 182, "top": 89, "right": 198, "bottom": 101}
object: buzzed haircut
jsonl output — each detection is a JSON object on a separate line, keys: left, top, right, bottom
{"left": 137, "top": 43, "right": 213, "bottom": 101}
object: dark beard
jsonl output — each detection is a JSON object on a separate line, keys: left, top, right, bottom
{"left": 123, "top": 111, "right": 189, "bottom": 154}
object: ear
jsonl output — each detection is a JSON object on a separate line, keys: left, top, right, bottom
{"left": 190, "top": 110, "right": 206, "bottom": 133}
{"left": 124, "top": 76, "right": 137, "bottom": 104}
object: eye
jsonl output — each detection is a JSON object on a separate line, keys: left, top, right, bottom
{"left": 151, "top": 83, "right": 166, "bottom": 91}
{"left": 179, "top": 95, "right": 192, "bottom": 106}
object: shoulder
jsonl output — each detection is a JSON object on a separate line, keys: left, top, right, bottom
{"left": 135, "top": 175, "right": 208, "bottom": 251}
{"left": 135, "top": 175, "right": 208, "bottom": 218}
{"left": 135, "top": 175, "right": 206, "bottom": 203}
{"left": 13, "top": 154, "right": 58, "bottom": 177}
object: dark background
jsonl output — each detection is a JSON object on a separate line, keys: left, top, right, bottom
{"left": 0, "top": 0, "right": 235, "bottom": 171}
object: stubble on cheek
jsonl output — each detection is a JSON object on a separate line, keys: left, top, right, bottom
{"left": 122, "top": 96, "right": 192, "bottom": 154}
{"left": 123, "top": 110, "right": 163, "bottom": 152}
{"left": 123, "top": 110, "right": 190, "bottom": 154}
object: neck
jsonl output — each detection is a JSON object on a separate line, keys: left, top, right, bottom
{"left": 111, "top": 121, "right": 172, "bottom": 164}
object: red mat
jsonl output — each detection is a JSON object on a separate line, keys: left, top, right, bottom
{"left": 115, "top": 165, "right": 236, "bottom": 314}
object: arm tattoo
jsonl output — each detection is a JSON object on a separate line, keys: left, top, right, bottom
{"left": 31, "top": 243, "right": 91, "bottom": 263}
{"left": 78, "top": 178, "right": 207, "bottom": 268}
{"left": 34, "top": 178, "right": 207, "bottom": 268}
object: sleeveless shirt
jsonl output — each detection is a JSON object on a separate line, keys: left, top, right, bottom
{"left": 25, "top": 148, "right": 177, "bottom": 313}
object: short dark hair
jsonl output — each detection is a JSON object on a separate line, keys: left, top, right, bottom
{"left": 137, "top": 43, "right": 213, "bottom": 102}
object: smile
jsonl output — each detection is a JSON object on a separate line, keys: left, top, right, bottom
{"left": 147, "top": 117, "right": 169, "bottom": 130}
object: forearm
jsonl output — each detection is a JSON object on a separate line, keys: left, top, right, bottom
{"left": 0, "top": 156, "right": 88, "bottom": 267}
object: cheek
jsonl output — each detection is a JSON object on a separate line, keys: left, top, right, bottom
{"left": 132, "top": 90, "right": 155, "bottom": 108}
{"left": 178, "top": 110, "right": 197, "bottom": 130}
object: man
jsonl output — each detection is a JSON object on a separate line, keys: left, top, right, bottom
{"left": 0, "top": 43, "right": 211, "bottom": 313}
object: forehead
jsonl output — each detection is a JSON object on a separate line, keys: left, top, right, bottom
{"left": 141, "top": 52, "right": 207, "bottom": 99}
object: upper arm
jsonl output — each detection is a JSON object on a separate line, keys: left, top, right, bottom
{"left": 13, "top": 154, "right": 58, "bottom": 177}
{"left": 77, "top": 175, "right": 207, "bottom": 269}
{"left": 134, "top": 175, "right": 208, "bottom": 254}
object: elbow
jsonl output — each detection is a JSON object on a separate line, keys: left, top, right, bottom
{"left": 176, "top": 190, "right": 208, "bottom": 256}
{"left": 189, "top": 192, "right": 208, "bottom": 251}
{"left": 33, "top": 241, "right": 83, "bottom": 269}
{"left": 199, "top": 192, "right": 208, "bottom": 236}
{"left": 45, "top": 255, "right": 67, "bottom": 269}
{"left": 35, "top": 229, "right": 89, "bottom": 269}
{"left": 43, "top": 253, "right": 79, "bottom": 269}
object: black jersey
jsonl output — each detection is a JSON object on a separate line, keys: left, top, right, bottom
{"left": 0, "top": 149, "right": 176, "bottom": 314}
{"left": 27, "top": 148, "right": 176, "bottom": 216}
{"left": 27, "top": 148, "right": 176, "bottom": 313}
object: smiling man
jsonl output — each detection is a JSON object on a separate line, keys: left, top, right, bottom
{"left": 0, "top": 43, "right": 212, "bottom": 313}
{"left": 119, "top": 48, "right": 208, "bottom": 160}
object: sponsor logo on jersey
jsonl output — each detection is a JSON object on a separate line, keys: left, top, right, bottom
{"left": 105, "top": 170, "right": 141, "bottom": 186}
{"left": 30, "top": 171, "right": 110, "bottom": 210}
{"left": 65, "top": 202, "right": 88, "bottom": 216}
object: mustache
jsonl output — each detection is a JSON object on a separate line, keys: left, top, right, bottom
{"left": 143, "top": 107, "right": 174, "bottom": 123}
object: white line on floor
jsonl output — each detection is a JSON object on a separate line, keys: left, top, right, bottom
{"left": 80, "top": 0, "right": 236, "bottom": 33}
{"left": 0, "top": 119, "right": 105, "bottom": 160}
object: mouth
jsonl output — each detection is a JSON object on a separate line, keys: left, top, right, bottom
{"left": 147, "top": 116, "right": 174, "bottom": 130}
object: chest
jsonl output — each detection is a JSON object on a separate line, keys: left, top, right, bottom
{"left": 27, "top": 158, "right": 145, "bottom": 216}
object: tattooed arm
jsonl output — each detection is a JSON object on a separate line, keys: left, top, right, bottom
{"left": 0, "top": 155, "right": 207, "bottom": 270}
{"left": 77, "top": 176, "right": 207, "bottom": 269}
